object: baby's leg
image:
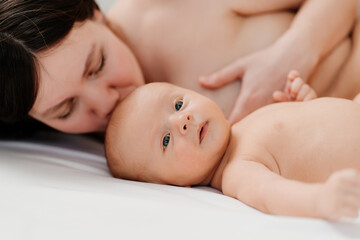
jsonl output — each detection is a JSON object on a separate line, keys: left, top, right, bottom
{"left": 273, "top": 70, "right": 317, "bottom": 102}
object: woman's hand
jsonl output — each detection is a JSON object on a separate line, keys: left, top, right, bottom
{"left": 200, "top": 0, "right": 357, "bottom": 125}
{"left": 199, "top": 41, "right": 317, "bottom": 124}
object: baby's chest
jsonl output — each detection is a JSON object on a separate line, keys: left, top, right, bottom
{"left": 236, "top": 122, "right": 358, "bottom": 183}
{"left": 231, "top": 116, "right": 315, "bottom": 175}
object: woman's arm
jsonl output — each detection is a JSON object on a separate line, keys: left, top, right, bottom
{"left": 200, "top": 0, "right": 358, "bottom": 124}
{"left": 276, "top": 0, "right": 358, "bottom": 75}
{"left": 222, "top": 160, "right": 360, "bottom": 219}
{"left": 231, "top": 0, "right": 303, "bottom": 15}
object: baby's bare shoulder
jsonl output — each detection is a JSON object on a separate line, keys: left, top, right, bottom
{"left": 226, "top": 127, "right": 279, "bottom": 175}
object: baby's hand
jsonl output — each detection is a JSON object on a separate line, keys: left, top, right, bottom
{"left": 273, "top": 70, "right": 317, "bottom": 102}
{"left": 318, "top": 169, "right": 360, "bottom": 220}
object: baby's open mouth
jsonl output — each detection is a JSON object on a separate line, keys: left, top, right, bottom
{"left": 199, "top": 121, "right": 209, "bottom": 144}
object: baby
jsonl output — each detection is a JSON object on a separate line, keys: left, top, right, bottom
{"left": 105, "top": 72, "right": 360, "bottom": 220}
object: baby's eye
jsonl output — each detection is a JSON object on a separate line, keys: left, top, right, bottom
{"left": 175, "top": 100, "right": 183, "bottom": 111}
{"left": 163, "top": 133, "right": 170, "bottom": 150}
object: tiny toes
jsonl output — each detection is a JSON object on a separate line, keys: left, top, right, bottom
{"left": 296, "top": 84, "right": 311, "bottom": 101}
{"left": 307, "top": 89, "right": 317, "bottom": 100}
{"left": 290, "top": 77, "right": 303, "bottom": 97}
{"left": 273, "top": 91, "right": 288, "bottom": 102}
{"left": 288, "top": 70, "right": 300, "bottom": 82}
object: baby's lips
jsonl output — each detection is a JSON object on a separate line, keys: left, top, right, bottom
{"left": 198, "top": 121, "right": 209, "bottom": 144}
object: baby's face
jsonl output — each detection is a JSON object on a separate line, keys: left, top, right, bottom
{"left": 109, "top": 83, "right": 230, "bottom": 186}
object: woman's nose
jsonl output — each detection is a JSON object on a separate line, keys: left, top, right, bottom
{"left": 171, "top": 112, "right": 193, "bottom": 135}
{"left": 84, "top": 85, "right": 119, "bottom": 118}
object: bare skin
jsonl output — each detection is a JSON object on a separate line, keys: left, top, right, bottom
{"left": 217, "top": 80, "right": 360, "bottom": 219}
{"left": 28, "top": 0, "right": 357, "bottom": 133}
{"left": 106, "top": 73, "right": 360, "bottom": 220}
{"left": 107, "top": 0, "right": 358, "bottom": 119}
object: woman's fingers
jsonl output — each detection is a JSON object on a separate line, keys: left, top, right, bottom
{"left": 199, "top": 59, "right": 246, "bottom": 89}
{"left": 228, "top": 93, "right": 249, "bottom": 125}
{"left": 228, "top": 88, "right": 272, "bottom": 124}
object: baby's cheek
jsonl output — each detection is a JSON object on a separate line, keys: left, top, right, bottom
{"left": 173, "top": 149, "right": 192, "bottom": 163}
{"left": 175, "top": 148, "right": 206, "bottom": 166}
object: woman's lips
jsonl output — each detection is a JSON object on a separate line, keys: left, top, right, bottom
{"left": 199, "top": 121, "right": 209, "bottom": 144}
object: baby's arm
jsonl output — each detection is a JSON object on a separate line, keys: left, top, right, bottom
{"left": 273, "top": 70, "right": 317, "bottom": 102}
{"left": 222, "top": 159, "right": 360, "bottom": 220}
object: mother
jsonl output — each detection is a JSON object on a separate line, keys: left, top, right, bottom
{"left": 0, "top": 0, "right": 357, "bottom": 136}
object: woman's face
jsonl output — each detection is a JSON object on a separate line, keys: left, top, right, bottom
{"left": 29, "top": 11, "right": 144, "bottom": 133}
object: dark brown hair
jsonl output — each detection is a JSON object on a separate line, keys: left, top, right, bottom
{"left": 0, "top": 0, "right": 99, "bottom": 137}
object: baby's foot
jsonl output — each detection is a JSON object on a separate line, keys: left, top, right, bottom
{"left": 273, "top": 70, "right": 317, "bottom": 102}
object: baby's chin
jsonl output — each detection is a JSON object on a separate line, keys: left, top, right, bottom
{"left": 176, "top": 172, "right": 215, "bottom": 187}
{"left": 155, "top": 176, "right": 198, "bottom": 187}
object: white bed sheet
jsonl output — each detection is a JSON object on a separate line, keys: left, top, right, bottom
{"left": 0, "top": 132, "right": 359, "bottom": 240}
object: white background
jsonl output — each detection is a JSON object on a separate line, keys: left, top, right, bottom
{"left": 97, "top": 0, "right": 117, "bottom": 12}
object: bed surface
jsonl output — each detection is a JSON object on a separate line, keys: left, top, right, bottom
{"left": 1, "top": 132, "right": 360, "bottom": 240}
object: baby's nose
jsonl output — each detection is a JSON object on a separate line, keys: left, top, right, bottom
{"left": 173, "top": 112, "right": 192, "bottom": 135}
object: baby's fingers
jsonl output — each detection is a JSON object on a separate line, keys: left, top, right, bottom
{"left": 272, "top": 91, "right": 289, "bottom": 102}
{"left": 341, "top": 170, "right": 360, "bottom": 212}
{"left": 339, "top": 207, "right": 359, "bottom": 219}
{"left": 342, "top": 195, "right": 360, "bottom": 218}
{"left": 341, "top": 169, "right": 360, "bottom": 184}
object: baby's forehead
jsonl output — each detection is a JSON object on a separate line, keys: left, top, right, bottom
{"left": 133, "top": 83, "right": 181, "bottom": 106}
{"left": 139, "top": 82, "right": 179, "bottom": 95}
{"left": 111, "top": 82, "right": 182, "bottom": 129}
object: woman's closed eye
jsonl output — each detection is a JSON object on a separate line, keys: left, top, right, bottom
{"left": 58, "top": 98, "right": 75, "bottom": 120}
{"left": 175, "top": 99, "right": 183, "bottom": 111}
{"left": 89, "top": 51, "right": 106, "bottom": 77}
{"left": 162, "top": 133, "right": 171, "bottom": 150}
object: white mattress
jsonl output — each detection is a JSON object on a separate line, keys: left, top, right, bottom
{"left": 1, "top": 132, "right": 360, "bottom": 240}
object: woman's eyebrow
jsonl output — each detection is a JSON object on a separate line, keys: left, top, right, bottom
{"left": 82, "top": 43, "right": 96, "bottom": 77}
